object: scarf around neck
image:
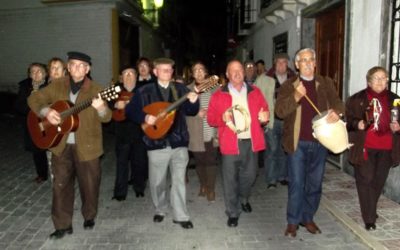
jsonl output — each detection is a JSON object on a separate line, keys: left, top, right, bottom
{"left": 366, "top": 86, "right": 390, "bottom": 134}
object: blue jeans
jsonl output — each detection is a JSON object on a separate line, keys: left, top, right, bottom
{"left": 286, "top": 140, "right": 328, "bottom": 224}
{"left": 264, "top": 119, "right": 287, "bottom": 184}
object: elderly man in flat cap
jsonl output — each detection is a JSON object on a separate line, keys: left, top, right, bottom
{"left": 126, "top": 57, "right": 199, "bottom": 229}
{"left": 28, "top": 51, "right": 112, "bottom": 239}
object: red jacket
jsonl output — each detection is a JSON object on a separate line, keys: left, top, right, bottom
{"left": 207, "top": 83, "right": 268, "bottom": 155}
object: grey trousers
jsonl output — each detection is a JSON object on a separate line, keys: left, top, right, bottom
{"left": 221, "top": 139, "right": 257, "bottom": 218}
{"left": 148, "top": 146, "right": 190, "bottom": 221}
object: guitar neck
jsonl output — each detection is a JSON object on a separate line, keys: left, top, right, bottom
{"left": 60, "top": 99, "right": 93, "bottom": 119}
{"left": 164, "top": 93, "right": 189, "bottom": 113}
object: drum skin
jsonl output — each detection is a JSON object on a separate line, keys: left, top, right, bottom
{"left": 312, "top": 111, "right": 352, "bottom": 154}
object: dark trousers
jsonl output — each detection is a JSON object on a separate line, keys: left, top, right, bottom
{"left": 114, "top": 140, "right": 147, "bottom": 197}
{"left": 354, "top": 149, "right": 392, "bottom": 224}
{"left": 192, "top": 141, "right": 217, "bottom": 192}
{"left": 51, "top": 144, "right": 101, "bottom": 229}
{"left": 221, "top": 139, "right": 257, "bottom": 218}
{"left": 32, "top": 150, "right": 48, "bottom": 179}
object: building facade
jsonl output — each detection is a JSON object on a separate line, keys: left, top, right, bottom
{"left": 0, "top": 0, "right": 166, "bottom": 92}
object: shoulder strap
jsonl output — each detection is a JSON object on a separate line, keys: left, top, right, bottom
{"left": 170, "top": 82, "right": 179, "bottom": 101}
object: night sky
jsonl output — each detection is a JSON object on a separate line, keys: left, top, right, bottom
{"left": 159, "top": 0, "right": 228, "bottom": 75}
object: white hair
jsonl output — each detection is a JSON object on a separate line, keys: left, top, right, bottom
{"left": 295, "top": 48, "right": 316, "bottom": 62}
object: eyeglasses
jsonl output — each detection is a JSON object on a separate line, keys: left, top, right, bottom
{"left": 297, "top": 58, "right": 315, "bottom": 64}
{"left": 371, "top": 76, "right": 388, "bottom": 82}
{"left": 158, "top": 68, "right": 173, "bottom": 73}
{"left": 69, "top": 62, "right": 88, "bottom": 69}
{"left": 193, "top": 68, "right": 205, "bottom": 72}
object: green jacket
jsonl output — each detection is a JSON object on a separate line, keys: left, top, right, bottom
{"left": 28, "top": 76, "right": 112, "bottom": 161}
{"left": 275, "top": 75, "right": 345, "bottom": 153}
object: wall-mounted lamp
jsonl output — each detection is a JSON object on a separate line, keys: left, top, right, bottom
{"left": 143, "top": 0, "right": 164, "bottom": 26}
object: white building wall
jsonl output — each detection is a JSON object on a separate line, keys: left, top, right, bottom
{"left": 254, "top": 16, "right": 300, "bottom": 68}
{"left": 246, "top": 14, "right": 300, "bottom": 71}
{"left": 347, "top": 0, "right": 383, "bottom": 95}
{"left": 0, "top": 3, "right": 114, "bottom": 91}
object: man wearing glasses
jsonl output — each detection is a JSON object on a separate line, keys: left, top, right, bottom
{"left": 126, "top": 58, "right": 199, "bottom": 229}
{"left": 275, "top": 48, "right": 344, "bottom": 237}
{"left": 28, "top": 51, "right": 112, "bottom": 239}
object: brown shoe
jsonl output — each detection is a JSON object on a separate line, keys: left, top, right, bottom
{"left": 198, "top": 186, "right": 207, "bottom": 197}
{"left": 302, "top": 221, "right": 321, "bottom": 234}
{"left": 284, "top": 224, "right": 298, "bottom": 237}
{"left": 207, "top": 191, "right": 215, "bottom": 202}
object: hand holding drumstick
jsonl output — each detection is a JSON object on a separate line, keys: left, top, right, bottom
{"left": 295, "top": 81, "right": 339, "bottom": 123}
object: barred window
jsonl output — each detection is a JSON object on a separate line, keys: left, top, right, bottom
{"left": 390, "top": 0, "right": 400, "bottom": 95}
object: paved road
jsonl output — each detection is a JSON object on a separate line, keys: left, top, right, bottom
{"left": 0, "top": 114, "right": 369, "bottom": 250}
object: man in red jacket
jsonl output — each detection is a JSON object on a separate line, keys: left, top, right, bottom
{"left": 207, "top": 60, "right": 269, "bottom": 227}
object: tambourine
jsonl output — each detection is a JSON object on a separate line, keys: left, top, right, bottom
{"left": 225, "top": 104, "right": 250, "bottom": 134}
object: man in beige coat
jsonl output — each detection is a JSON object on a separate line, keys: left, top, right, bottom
{"left": 28, "top": 51, "right": 112, "bottom": 239}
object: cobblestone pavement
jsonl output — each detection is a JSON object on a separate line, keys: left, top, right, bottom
{"left": 323, "top": 165, "right": 400, "bottom": 250}
{"left": 0, "top": 114, "right": 370, "bottom": 250}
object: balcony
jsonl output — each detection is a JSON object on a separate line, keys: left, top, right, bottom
{"left": 260, "top": 0, "right": 317, "bottom": 24}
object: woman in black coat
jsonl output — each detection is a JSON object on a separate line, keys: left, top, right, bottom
{"left": 346, "top": 66, "right": 400, "bottom": 230}
{"left": 14, "top": 62, "right": 49, "bottom": 184}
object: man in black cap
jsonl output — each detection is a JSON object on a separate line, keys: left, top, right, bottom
{"left": 125, "top": 57, "right": 199, "bottom": 229}
{"left": 111, "top": 66, "right": 147, "bottom": 201}
{"left": 28, "top": 51, "right": 112, "bottom": 239}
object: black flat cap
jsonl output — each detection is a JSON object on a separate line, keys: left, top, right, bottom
{"left": 67, "top": 51, "right": 91, "bottom": 65}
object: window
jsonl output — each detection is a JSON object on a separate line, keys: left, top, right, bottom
{"left": 390, "top": 0, "right": 400, "bottom": 95}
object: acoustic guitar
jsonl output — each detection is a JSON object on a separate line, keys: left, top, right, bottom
{"left": 27, "top": 85, "right": 121, "bottom": 149}
{"left": 112, "top": 90, "right": 134, "bottom": 121}
{"left": 142, "top": 75, "right": 219, "bottom": 139}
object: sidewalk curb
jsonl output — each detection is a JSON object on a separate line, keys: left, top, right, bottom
{"left": 321, "top": 196, "right": 387, "bottom": 250}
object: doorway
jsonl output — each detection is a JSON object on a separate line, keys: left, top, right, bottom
{"left": 119, "top": 18, "right": 139, "bottom": 74}
{"left": 315, "top": 4, "right": 345, "bottom": 98}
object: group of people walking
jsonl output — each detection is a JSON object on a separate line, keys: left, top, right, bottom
{"left": 16, "top": 47, "right": 400, "bottom": 240}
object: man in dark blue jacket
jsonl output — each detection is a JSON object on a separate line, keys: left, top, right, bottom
{"left": 125, "top": 57, "right": 199, "bottom": 229}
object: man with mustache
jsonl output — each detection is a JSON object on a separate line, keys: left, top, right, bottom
{"left": 275, "top": 48, "right": 344, "bottom": 237}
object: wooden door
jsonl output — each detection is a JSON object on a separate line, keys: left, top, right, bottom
{"left": 315, "top": 4, "right": 345, "bottom": 98}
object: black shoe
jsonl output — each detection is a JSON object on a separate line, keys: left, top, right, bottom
{"left": 83, "top": 219, "right": 95, "bottom": 230}
{"left": 279, "top": 180, "right": 289, "bottom": 185}
{"left": 241, "top": 202, "right": 252, "bottom": 213}
{"left": 267, "top": 183, "right": 277, "bottom": 189}
{"left": 34, "top": 176, "right": 47, "bottom": 184}
{"left": 227, "top": 217, "right": 238, "bottom": 227}
{"left": 153, "top": 214, "right": 164, "bottom": 223}
{"left": 112, "top": 196, "right": 126, "bottom": 201}
{"left": 173, "top": 220, "right": 194, "bottom": 229}
{"left": 49, "top": 227, "right": 73, "bottom": 239}
{"left": 135, "top": 191, "right": 144, "bottom": 198}
{"left": 128, "top": 179, "right": 134, "bottom": 185}
{"left": 365, "top": 223, "right": 376, "bottom": 231}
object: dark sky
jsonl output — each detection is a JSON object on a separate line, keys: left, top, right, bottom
{"left": 159, "top": 0, "right": 227, "bottom": 74}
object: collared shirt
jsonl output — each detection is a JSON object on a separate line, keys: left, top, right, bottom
{"left": 228, "top": 82, "right": 251, "bottom": 139}
{"left": 139, "top": 75, "right": 152, "bottom": 81}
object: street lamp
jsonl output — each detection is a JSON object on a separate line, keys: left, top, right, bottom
{"left": 143, "top": 0, "right": 164, "bottom": 26}
{"left": 154, "top": 0, "right": 163, "bottom": 9}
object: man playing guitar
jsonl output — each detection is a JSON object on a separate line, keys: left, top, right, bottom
{"left": 28, "top": 51, "right": 112, "bottom": 239}
{"left": 125, "top": 57, "right": 199, "bottom": 229}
